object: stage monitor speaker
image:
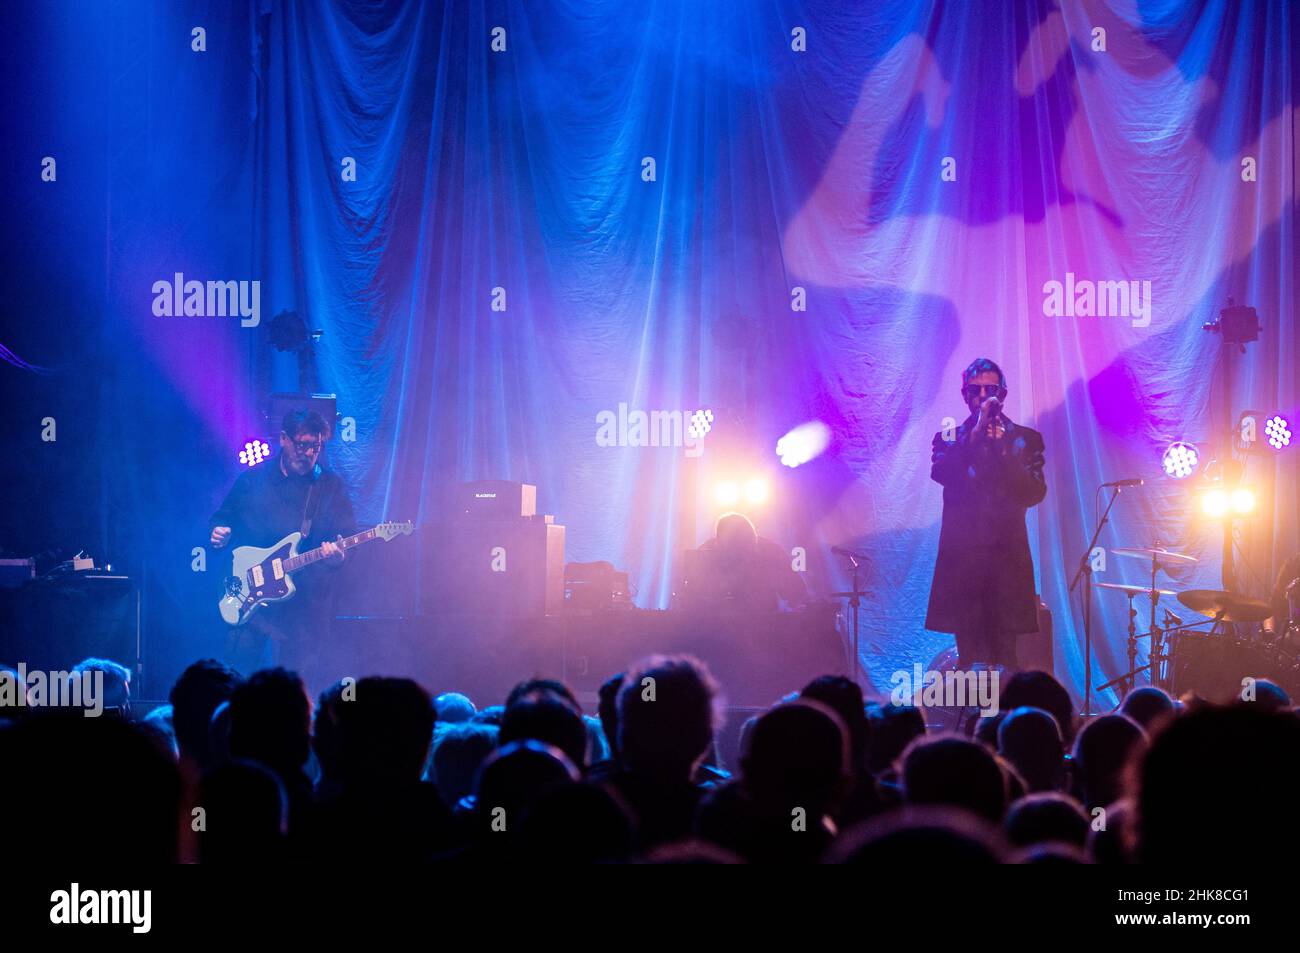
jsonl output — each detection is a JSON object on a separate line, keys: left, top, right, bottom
{"left": 1019, "top": 597, "right": 1054, "bottom": 675}
{"left": 419, "top": 519, "right": 565, "bottom": 617}
{"left": 325, "top": 615, "right": 411, "bottom": 687}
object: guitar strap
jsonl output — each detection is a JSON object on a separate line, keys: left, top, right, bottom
{"left": 299, "top": 469, "right": 325, "bottom": 539}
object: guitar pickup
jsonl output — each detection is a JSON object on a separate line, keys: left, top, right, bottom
{"left": 251, "top": 565, "right": 265, "bottom": 587}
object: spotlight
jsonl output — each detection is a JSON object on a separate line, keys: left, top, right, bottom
{"left": 1230, "top": 487, "right": 1256, "bottom": 515}
{"left": 1201, "top": 488, "right": 1228, "bottom": 518}
{"left": 239, "top": 439, "right": 271, "bottom": 468}
{"left": 688, "top": 409, "right": 714, "bottom": 439}
{"left": 1162, "top": 441, "right": 1199, "bottom": 479}
{"left": 1265, "top": 415, "right": 1291, "bottom": 450}
{"left": 1199, "top": 485, "right": 1257, "bottom": 518}
{"left": 775, "top": 420, "right": 831, "bottom": 468}
{"left": 714, "top": 475, "right": 771, "bottom": 508}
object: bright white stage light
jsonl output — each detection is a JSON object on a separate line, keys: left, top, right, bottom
{"left": 1162, "top": 441, "right": 1199, "bottom": 479}
{"left": 688, "top": 409, "right": 714, "bottom": 439}
{"left": 714, "top": 476, "right": 770, "bottom": 507}
{"left": 1230, "top": 487, "right": 1256, "bottom": 515}
{"left": 1200, "top": 485, "right": 1256, "bottom": 518}
{"left": 239, "top": 439, "right": 271, "bottom": 468}
{"left": 1201, "top": 488, "right": 1228, "bottom": 518}
{"left": 1265, "top": 415, "right": 1291, "bottom": 450}
{"left": 775, "top": 421, "right": 831, "bottom": 468}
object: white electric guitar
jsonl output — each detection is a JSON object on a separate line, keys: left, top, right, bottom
{"left": 219, "top": 521, "right": 414, "bottom": 625}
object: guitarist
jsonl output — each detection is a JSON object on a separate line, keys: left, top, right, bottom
{"left": 210, "top": 409, "right": 356, "bottom": 689}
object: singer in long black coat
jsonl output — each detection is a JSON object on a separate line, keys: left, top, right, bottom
{"left": 925, "top": 414, "right": 1047, "bottom": 647}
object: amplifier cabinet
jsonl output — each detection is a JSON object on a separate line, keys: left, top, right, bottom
{"left": 419, "top": 519, "right": 564, "bottom": 617}
{"left": 0, "top": 574, "right": 139, "bottom": 678}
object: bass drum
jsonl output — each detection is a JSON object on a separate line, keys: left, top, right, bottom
{"left": 1169, "top": 631, "right": 1300, "bottom": 703}
{"left": 1265, "top": 626, "right": 1300, "bottom": 699}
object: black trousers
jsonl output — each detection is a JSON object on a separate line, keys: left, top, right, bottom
{"left": 955, "top": 627, "right": 1019, "bottom": 669}
{"left": 954, "top": 583, "right": 1021, "bottom": 668}
{"left": 224, "top": 595, "right": 331, "bottom": 694}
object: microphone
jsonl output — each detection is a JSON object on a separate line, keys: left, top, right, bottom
{"left": 976, "top": 396, "right": 1004, "bottom": 435}
{"left": 1101, "top": 478, "right": 1144, "bottom": 488}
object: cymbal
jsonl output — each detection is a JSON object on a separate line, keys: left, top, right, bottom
{"left": 1096, "top": 582, "right": 1177, "bottom": 597}
{"left": 1177, "top": 589, "right": 1272, "bottom": 622}
{"left": 1112, "top": 547, "right": 1198, "bottom": 566}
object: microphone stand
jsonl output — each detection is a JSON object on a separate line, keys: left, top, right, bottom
{"left": 831, "top": 547, "right": 866, "bottom": 689}
{"left": 1069, "top": 483, "right": 1124, "bottom": 716}
{"left": 846, "top": 553, "right": 861, "bottom": 689}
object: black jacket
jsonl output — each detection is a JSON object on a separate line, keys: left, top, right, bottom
{"left": 210, "top": 456, "right": 356, "bottom": 552}
{"left": 925, "top": 415, "right": 1046, "bottom": 635}
{"left": 209, "top": 456, "right": 357, "bottom": 611}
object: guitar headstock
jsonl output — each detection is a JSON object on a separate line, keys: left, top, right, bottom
{"left": 376, "top": 521, "right": 415, "bottom": 541}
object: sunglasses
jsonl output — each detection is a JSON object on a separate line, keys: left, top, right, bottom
{"left": 962, "top": 384, "right": 1002, "bottom": 398}
{"left": 290, "top": 437, "right": 324, "bottom": 454}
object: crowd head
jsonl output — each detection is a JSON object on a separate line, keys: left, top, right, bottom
{"left": 2, "top": 649, "right": 1297, "bottom": 864}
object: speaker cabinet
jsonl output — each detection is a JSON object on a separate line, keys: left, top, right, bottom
{"left": 1019, "top": 597, "right": 1054, "bottom": 675}
{"left": 0, "top": 575, "right": 139, "bottom": 676}
{"left": 419, "top": 519, "right": 565, "bottom": 617}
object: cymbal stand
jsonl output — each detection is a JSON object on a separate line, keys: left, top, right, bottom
{"left": 1122, "top": 589, "right": 1139, "bottom": 696}
{"left": 1143, "top": 549, "right": 1165, "bottom": 693}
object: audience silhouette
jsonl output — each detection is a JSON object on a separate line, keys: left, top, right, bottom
{"left": 6, "top": 645, "right": 1298, "bottom": 865}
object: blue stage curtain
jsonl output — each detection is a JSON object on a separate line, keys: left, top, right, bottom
{"left": 249, "top": 0, "right": 1294, "bottom": 702}
{"left": 6, "top": 1, "right": 1291, "bottom": 702}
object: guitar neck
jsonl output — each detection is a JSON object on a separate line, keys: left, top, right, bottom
{"left": 284, "top": 527, "right": 382, "bottom": 572}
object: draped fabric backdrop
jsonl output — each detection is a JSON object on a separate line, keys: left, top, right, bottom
{"left": 1, "top": 1, "right": 1295, "bottom": 702}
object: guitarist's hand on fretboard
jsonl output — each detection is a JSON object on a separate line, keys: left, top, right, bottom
{"left": 220, "top": 521, "right": 411, "bottom": 627}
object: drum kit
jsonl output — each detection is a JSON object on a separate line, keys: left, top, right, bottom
{"left": 1094, "top": 546, "right": 1300, "bottom": 702}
